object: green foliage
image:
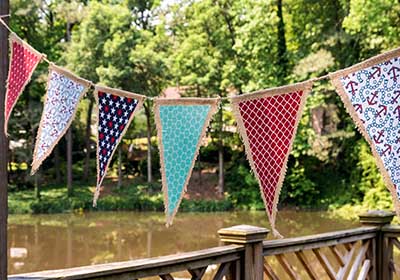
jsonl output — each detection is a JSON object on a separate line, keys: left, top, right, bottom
{"left": 8, "top": 184, "right": 232, "bottom": 214}
{"left": 7, "top": 0, "right": 400, "bottom": 215}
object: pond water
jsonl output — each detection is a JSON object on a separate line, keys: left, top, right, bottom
{"left": 8, "top": 210, "right": 358, "bottom": 275}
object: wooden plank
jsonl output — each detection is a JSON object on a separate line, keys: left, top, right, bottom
{"left": 329, "top": 246, "right": 345, "bottom": 266}
{"left": 343, "top": 242, "right": 352, "bottom": 252}
{"left": 263, "top": 227, "right": 377, "bottom": 250}
{"left": 383, "top": 237, "right": 393, "bottom": 280}
{"left": 357, "top": 260, "right": 371, "bottom": 280}
{"left": 295, "top": 251, "right": 318, "bottom": 280}
{"left": 263, "top": 232, "right": 377, "bottom": 256}
{"left": 312, "top": 248, "right": 336, "bottom": 280}
{"left": 364, "top": 237, "right": 376, "bottom": 280}
{"left": 382, "top": 225, "right": 400, "bottom": 234}
{"left": 391, "top": 237, "right": 400, "bottom": 250}
{"left": 392, "top": 262, "right": 400, "bottom": 276}
{"left": 213, "top": 262, "right": 230, "bottom": 280}
{"left": 263, "top": 260, "right": 279, "bottom": 280}
{"left": 347, "top": 240, "right": 370, "bottom": 279}
{"left": 275, "top": 254, "right": 300, "bottom": 280}
{"left": 9, "top": 245, "right": 243, "bottom": 280}
{"left": 226, "top": 260, "right": 240, "bottom": 280}
{"left": 160, "top": 274, "right": 175, "bottom": 280}
{"left": 336, "top": 243, "right": 356, "bottom": 280}
{"left": 0, "top": 1, "right": 9, "bottom": 279}
{"left": 188, "top": 267, "right": 207, "bottom": 280}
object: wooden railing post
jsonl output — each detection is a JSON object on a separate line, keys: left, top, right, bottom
{"left": 359, "top": 210, "right": 394, "bottom": 280}
{"left": 218, "top": 225, "right": 269, "bottom": 280}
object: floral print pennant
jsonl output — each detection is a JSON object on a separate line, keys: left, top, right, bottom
{"left": 31, "top": 64, "right": 91, "bottom": 174}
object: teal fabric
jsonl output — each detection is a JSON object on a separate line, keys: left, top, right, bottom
{"left": 160, "top": 105, "right": 211, "bottom": 215}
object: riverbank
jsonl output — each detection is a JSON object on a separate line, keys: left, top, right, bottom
{"left": 8, "top": 184, "right": 233, "bottom": 214}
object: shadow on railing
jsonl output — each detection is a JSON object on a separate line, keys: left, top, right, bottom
{"left": 8, "top": 210, "right": 400, "bottom": 280}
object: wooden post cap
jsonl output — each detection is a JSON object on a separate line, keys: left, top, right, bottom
{"left": 358, "top": 210, "right": 395, "bottom": 226}
{"left": 218, "top": 225, "right": 269, "bottom": 244}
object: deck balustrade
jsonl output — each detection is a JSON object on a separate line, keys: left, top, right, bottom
{"left": 9, "top": 210, "right": 400, "bottom": 280}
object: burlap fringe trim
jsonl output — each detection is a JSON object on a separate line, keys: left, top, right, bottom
{"left": 154, "top": 97, "right": 220, "bottom": 227}
{"left": 4, "top": 33, "right": 43, "bottom": 136}
{"left": 31, "top": 64, "right": 91, "bottom": 175}
{"left": 231, "top": 80, "right": 314, "bottom": 238}
{"left": 93, "top": 85, "right": 145, "bottom": 206}
{"left": 329, "top": 47, "right": 400, "bottom": 218}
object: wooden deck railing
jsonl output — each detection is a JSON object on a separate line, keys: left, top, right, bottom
{"left": 8, "top": 210, "right": 400, "bottom": 280}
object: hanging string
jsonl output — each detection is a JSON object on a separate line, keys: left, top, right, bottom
{"left": 0, "top": 14, "right": 334, "bottom": 102}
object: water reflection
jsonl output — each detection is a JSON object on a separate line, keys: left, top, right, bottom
{"left": 8, "top": 210, "right": 357, "bottom": 274}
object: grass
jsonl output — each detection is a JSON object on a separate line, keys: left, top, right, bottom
{"left": 8, "top": 182, "right": 233, "bottom": 214}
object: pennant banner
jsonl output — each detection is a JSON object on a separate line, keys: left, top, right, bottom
{"left": 154, "top": 98, "right": 219, "bottom": 226}
{"left": 94, "top": 86, "right": 144, "bottom": 204}
{"left": 5, "top": 33, "right": 43, "bottom": 135}
{"left": 330, "top": 48, "right": 400, "bottom": 216}
{"left": 31, "top": 64, "right": 91, "bottom": 174}
{"left": 231, "top": 81, "right": 313, "bottom": 235}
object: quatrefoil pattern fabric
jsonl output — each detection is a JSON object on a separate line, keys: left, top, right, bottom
{"left": 154, "top": 99, "right": 218, "bottom": 226}
{"left": 331, "top": 49, "right": 400, "bottom": 216}
{"left": 94, "top": 87, "right": 144, "bottom": 204}
{"left": 232, "top": 82, "right": 312, "bottom": 233}
{"left": 31, "top": 66, "right": 90, "bottom": 174}
{"left": 5, "top": 34, "right": 42, "bottom": 134}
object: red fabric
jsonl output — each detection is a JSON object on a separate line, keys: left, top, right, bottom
{"left": 238, "top": 90, "right": 304, "bottom": 215}
{"left": 5, "top": 39, "right": 41, "bottom": 123}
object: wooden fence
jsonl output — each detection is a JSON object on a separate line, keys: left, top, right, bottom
{"left": 9, "top": 210, "right": 400, "bottom": 280}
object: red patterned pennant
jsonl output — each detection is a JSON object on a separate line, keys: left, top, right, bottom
{"left": 93, "top": 86, "right": 145, "bottom": 205}
{"left": 4, "top": 33, "right": 43, "bottom": 134}
{"left": 231, "top": 81, "right": 313, "bottom": 235}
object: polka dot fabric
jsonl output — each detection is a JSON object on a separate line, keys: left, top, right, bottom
{"left": 231, "top": 82, "right": 312, "bottom": 233}
{"left": 154, "top": 98, "right": 219, "bottom": 226}
{"left": 5, "top": 34, "right": 42, "bottom": 134}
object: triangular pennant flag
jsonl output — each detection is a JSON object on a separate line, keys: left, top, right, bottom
{"left": 94, "top": 86, "right": 145, "bottom": 204}
{"left": 5, "top": 33, "right": 43, "bottom": 135}
{"left": 330, "top": 47, "right": 400, "bottom": 217}
{"left": 31, "top": 64, "right": 91, "bottom": 174}
{"left": 231, "top": 81, "right": 313, "bottom": 236}
{"left": 154, "top": 98, "right": 219, "bottom": 226}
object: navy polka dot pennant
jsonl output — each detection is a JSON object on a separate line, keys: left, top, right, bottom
{"left": 94, "top": 86, "right": 145, "bottom": 205}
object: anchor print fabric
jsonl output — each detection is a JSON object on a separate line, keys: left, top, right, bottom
{"left": 231, "top": 82, "right": 312, "bottom": 235}
{"left": 31, "top": 65, "right": 90, "bottom": 174}
{"left": 5, "top": 34, "right": 42, "bottom": 134}
{"left": 154, "top": 99, "right": 218, "bottom": 226}
{"left": 94, "top": 86, "right": 144, "bottom": 204}
{"left": 330, "top": 49, "right": 400, "bottom": 215}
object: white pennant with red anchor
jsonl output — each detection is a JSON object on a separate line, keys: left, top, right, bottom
{"left": 330, "top": 47, "right": 400, "bottom": 217}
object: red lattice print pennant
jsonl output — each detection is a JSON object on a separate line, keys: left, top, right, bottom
{"left": 231, "top": 81, "right": 313, "bottom": 236}
{"left": 4, "top": 33, "right": 43, "bottom": 135}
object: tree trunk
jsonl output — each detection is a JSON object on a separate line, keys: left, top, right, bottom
{"left": 217, "top": 107, "right": 224, "bottom": 196}
{"left": 54, "top": 145, "right": 61, "bottom": 184}
{"left": 118, "top": 145, "right": 122, "bottom": 189}
{"left": 0, "top": 1, "right": 9, "bottom": 277}
{"left": 66, "top": 21, "right": 73, "bottom": 197}
{"left": 277, "top": 0, "right": 288, "bottom": 83}
{"left": 34, "top": 172, "right": 40, "bottom": 200}
{"left": 83, "top": 97, "right": 94, "bottom": 180}
{"left": 144, "top": 101, "right": 153, "bottom": 183}
{"left": 66, "top": 128, "right": 73, "bottom": 197}
{"left": 196, "top": 84, "right": 202, "bottom": 186}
